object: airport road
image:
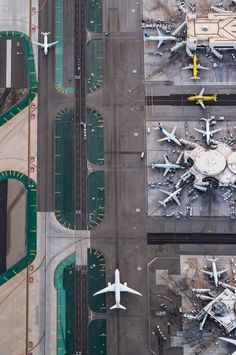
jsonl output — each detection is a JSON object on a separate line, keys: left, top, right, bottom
{"left": 86, "top": 0, "right": 150, "bottom": 354}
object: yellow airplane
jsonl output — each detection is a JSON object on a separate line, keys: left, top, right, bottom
{"left": 182, "top": 54, "right": 209, "bottom": 80}
{"left": 187, "top": 88, "right": 217, "bottom": 109}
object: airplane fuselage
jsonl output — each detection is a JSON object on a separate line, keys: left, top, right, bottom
{"left": 205, "top": 121, "right": 211, "bottom": 145}
{"left": 144, "top": 35, "right": 176, "bottom": 42}
{"left": 212, "top": 260, "right": 218, "bottom": 287}
{"left": 193, "top": 54, "right": 198, "bottom": 80}
{"left": 152, "top": 163, "right": 181, "bottom": 170}
{"left": 114, "top": 269, "right": 121, "bottom": 307}
{"left": 188, "top": 95, "right": 217, "bottom": 102}
{"left": 43, "top": 35, "right": 48, "bottom": 55}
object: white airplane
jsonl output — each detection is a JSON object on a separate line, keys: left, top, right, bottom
{"left": 144, "top": 27, "right": 177, "bottom": 49}
{"left": 194, "top": 117, "right": 221, "bottom": 145}
{"left": 200, "top": 257, "right": 228, "bottom": 287}
{"left": 219, "top": 337, "right": 236, "bottom": 355}
{"left": 155, "top": 123, "right": 182, "bottom": 146}
{"left": 151, "top": 154, "right": 183, "bottom": 176}
{"left": 159, "top": 187, "right": 182, "bottom": 207}
{"left": 34, "top": 32, "right": 58, "bottom": 55}
{"left": 93, "top": 269, "right": 142, "bottom": 310}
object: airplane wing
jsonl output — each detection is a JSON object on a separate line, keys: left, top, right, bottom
{"left": 34, "top": 41, "right": 45, "bottom": 48}
{"left": 163, "top": 167, "right": 170, "bottom": 177}
{"left": 217, "top": 268, "right": 228, "bottom": 276}
{"left": 120, "top": 284, "right": 142, "bottom": 296}
{"left": 198, "top": 100, "right": 205, "bottom": 109}
{"left": 172, "top": 195, "right": 180, "bottom": 206}
{"left": 47, "top": 41, "right": 59, "bottom": 48}
{"left": 171, "top": 127, "right": 177, "bottom": 135}
{"left": 156, "top": 27, "right": 162, "bottom": 36}
{"left": 182, "top": 65, "right": 192, "bottom": 70}
{"left": 200, "top": 270, "right": 213, "bottom": 277}
{"left": 197, "top": 65, "right": 209, "bottom": 70}
{"left": 176, "top": 151, "right": 183, "bottom": 164}
{"left": 157, "top": 137, "right": 169, "bottom": 142}
{"left": 199, "top": 88, "right": 205, "bottom": 96}
{"left": 94, "top": 283, "right": 115, "bottom": 295}
{"left": 159, "top": 189, "right": 171, "bottom": 196}
{"left": 210, "top": 128, "right": 221, "bottom": 135}
{"left": 164, "top": 155, "right": 169, "bottom": 164}
{"left": 157, "top": 40, "right": 163, "bottom": 49}
{"left": 194, "top": 128, "right": 206, "bottom": 135}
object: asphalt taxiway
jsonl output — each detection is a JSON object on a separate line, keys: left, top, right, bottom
{"left": 87, "top": 0, "right": 150, "bottom": 353}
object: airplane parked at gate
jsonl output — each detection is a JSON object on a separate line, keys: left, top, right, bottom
{"left": 93, "top": 269, "right": 142, "bottom": 310}
{"left": 155, "top": 123, "right": 182, "bottom": 146}
{"left": 144, "top": 27, "right": 177, "bottom": 49}
{"left": 194, "top": 117, "right": 221, "bottom": 145}
{"left": 187, "top": 88, "right": 217, "bottom": 109}
{"left": 152, "top": 153, "right": 184, "bottom": 176}
{"left": 200, "top": 257, "right": 228, "bottom": 287}
{"left": 34, "top": 32, "right": 58, "bottom": 55}
{"left": 182, "top": 54, "right": 209, "bottom": 80}
{"left": 158, "top": 188, "right": 182, "bottom": 207}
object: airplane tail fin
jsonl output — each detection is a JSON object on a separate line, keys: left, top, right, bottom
{"left": 214, "top": 94, "right": 217, "bottom": 102}
{"left": 144, "top": 33, "right": 149, "bottom": 39}
{"left": 41, "top": 31, "right": 51, "bottom": 36}
{"left": 110, "top": 304, "right": 126, "bottom": 310}
{"left": 191, "top": 76, "right": 200, "bottom": 80}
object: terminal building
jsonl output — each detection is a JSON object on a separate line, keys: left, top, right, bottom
{"left": 186, "top": 12, "right": 236, "bottom": 58}
{"left": 201, "top": 289, "right": 236, "bottom": 333}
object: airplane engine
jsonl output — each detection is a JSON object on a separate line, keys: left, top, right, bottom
{"left": 108, "top": 282, "right": 111, "bottom": 286}
{"left": 124, "top": 282, "right": 127, "bottom": 286}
